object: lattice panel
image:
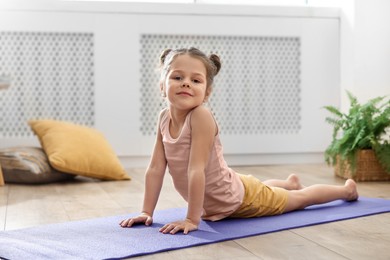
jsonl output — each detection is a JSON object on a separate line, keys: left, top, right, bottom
{"left": 0, "top": 32, "right": 94, "bottom": 137}
{"left": 140, "top": 34, "right": 301, "bottom": 135}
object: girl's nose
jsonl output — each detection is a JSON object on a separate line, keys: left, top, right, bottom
{"left": 182, "top": 80, "right": 190, "bottom": 88}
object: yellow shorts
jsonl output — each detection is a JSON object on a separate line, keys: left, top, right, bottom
{"left": 229, "top": 174, "right": 289, "bottom": 218}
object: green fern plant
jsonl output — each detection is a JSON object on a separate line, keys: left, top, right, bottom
{"left": 324, "top": 91, "right": 390, "bottom": 175}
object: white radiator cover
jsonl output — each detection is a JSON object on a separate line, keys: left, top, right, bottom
{"left": 0, "top": 3, "right": 340, "bottom": 167}
{"left": 140, "top": 35, "right": 301, "bottom": 137}
{"left": 0, "top": 32, "right": 95, "bottom": 137}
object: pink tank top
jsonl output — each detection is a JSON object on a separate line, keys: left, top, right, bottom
{"left": 160, "top": 108, "right": 244, "bottom": 221}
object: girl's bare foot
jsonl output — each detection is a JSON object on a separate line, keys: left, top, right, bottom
{"left": 345, "top": 179, "right": 359, "bottom": 201}
{"left": 286, "top": 174, "right": 305, "bottom": 190}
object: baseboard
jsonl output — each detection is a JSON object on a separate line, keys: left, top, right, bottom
{"left": 119, "top": 152, "right": 325, "bottom": 169}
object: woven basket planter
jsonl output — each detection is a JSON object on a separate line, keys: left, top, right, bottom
{"left": 335, "top": 149, "right": 390, "bottom": 182}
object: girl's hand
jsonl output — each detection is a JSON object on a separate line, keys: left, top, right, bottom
{"left": 159, "top": 219, "right": 198, "bottom": 235}
{"left": 119, "top": 213, "right": 153, "bottom": 228}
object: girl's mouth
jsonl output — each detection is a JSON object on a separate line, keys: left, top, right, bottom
{"left": 177, "top": 92, "right": 193, "bottom": 96}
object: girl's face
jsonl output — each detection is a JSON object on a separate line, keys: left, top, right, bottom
{"left": 162, "top": 54, "right": 209, "bottom": 111}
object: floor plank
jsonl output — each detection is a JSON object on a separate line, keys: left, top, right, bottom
{"left": 292, "top": 214, "right": 390, "bottom": 260}
{"left": 235, "top": 231, "right": 349, "bottom": 260}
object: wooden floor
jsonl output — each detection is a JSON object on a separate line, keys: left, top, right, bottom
{"left": 1, "top": 164, "right": 390, "bottom": 259}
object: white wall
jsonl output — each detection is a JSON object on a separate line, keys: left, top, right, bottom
{"left": 0, "top": 1, "right": 340, "bottom": 167}
{"left": 340, "top": 0, "right": 390, "bottom": 109}
{"left": 354, "top": 0, "right": 390, "bottom": 100}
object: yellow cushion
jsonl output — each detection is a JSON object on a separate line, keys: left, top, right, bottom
{"left": 28, "top": 120, "right": 130, "bottom": 181}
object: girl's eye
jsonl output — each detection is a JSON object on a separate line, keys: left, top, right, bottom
{"left": 193, "top": 79, "right": 201, "bottom": 83}
{"left": 174, "top": 76, "right": 182, "bottom": 80}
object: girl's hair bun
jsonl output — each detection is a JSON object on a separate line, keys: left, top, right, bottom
{"left": 209, "top": 54, "right": 221, "bottom": 76}
{"left": 159, "top": 49, "right": 172, "bottom": 67}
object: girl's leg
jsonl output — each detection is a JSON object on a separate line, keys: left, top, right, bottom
{"left": 283, "top": 179, "right": 358, "bottom": 213}
{"left": 263, "top": 174, "right": 305, "bottom": 190}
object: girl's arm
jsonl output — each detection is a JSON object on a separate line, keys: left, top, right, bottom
{"left": 186, "top": 106, "right": 216, "bottom": 224}
{"left": 159, "top": 106, "right": 216, "bottom": 234}
{"left": 120, "top": 111, "right": 167, "bottom": 228}
{"left": 142, "top": 120, "right": 167, "bottom": 216}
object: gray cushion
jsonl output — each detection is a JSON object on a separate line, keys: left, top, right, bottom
{"left": 0, "top": 147, "right": 75, "bottom": 184}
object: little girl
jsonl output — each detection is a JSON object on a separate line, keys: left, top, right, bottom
{"left": 120, "top": 47, "right": 358, "bottom": 235}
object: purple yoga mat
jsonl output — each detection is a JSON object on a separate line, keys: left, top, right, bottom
{"left": 1, "top": 197, "right": 390, "bottom": 259}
